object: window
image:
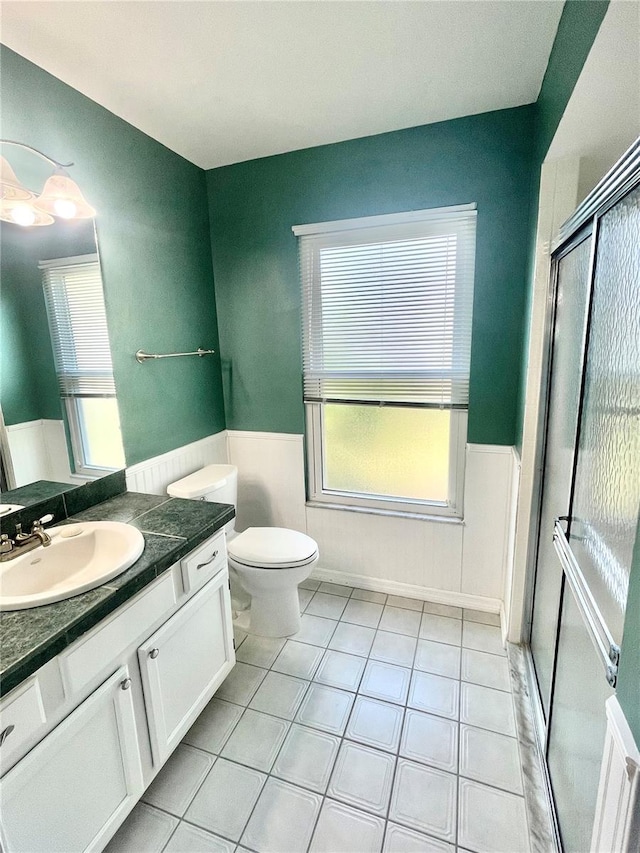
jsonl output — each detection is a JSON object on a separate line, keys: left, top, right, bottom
{"left": 41, "top": 254, "right": 125, "bottom": 476}
{"left": 296, "top": 205, "right": 476, "bottom": 517}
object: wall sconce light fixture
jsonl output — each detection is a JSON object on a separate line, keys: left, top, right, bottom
{"left": 0, "top": 140, "right": 96, "bottom": 227}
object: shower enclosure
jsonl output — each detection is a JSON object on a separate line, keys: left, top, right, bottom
{"left": 526, "top": 140, "right": 640, "bottom": 852}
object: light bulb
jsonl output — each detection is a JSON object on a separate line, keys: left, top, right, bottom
{"left": 53, "top": 198, "right": 77, "bottom": 218}
{"left": 11, "top": 203, "right": 36, "bottom": 227}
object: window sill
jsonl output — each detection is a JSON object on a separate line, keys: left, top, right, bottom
{"left": 69, "top": 473, "right": 94, "bottom": 483}
{"left": 305, "top": 500, "right": 465, "bottom": 525}
{"left": 69, "top": 471, "right": 112, "bottom": 483}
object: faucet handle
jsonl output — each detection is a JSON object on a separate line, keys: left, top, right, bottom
{"left": 14, "top": 523, "right": 29, "bottom": 542}
{"left": 0, "top": 534, "right": 13, "bottom": 554}
{"left": 32, "top": 514, "right": 54, "bottom": 531}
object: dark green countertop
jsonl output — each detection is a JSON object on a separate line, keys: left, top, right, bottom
{"left": 1, "top": 480, "right": 76, "bottom": 508}
{"left": 0, "top": 492, "right": 234, "bottom": 698}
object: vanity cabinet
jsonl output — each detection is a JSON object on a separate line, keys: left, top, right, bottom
{"left": 0, "top": 528, "right": 235, "bottom": 853}
{"left": 139, "top": 568, "right": 234, "bottom": 763}
{"left": 0, "top": 677, "right": 47, "bottom": 771}
{"left": 0, "top": 666, "right": 144, "bottom": 853}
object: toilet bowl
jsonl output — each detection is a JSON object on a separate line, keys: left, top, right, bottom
{"left": 227, "top": 527, "right": 318, "bottom": 637}
{"left": 167, "top": 464, "right": 319, "bottom": 637}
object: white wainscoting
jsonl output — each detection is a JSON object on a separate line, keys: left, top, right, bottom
{"left": 42, "top": 420, "right": 74, "bottom": 484}
{"left": 591, "top": 696, "right": 640, "bottom": 853}
{"left": 225, "top": 431, "right": 516, "bottom": 612}
{"left": 227, "top": 430, "right": 307, "bottom": 533}
{"left": 6, "top": 419, "right": 73, "bottom": 487}
{"left": 307, "top": 503, "right": 463, "bottom": 588}
{"left": 125, "top": 432, "right": 228, "bottom": 496}
{"left": 460, "top": 445, "right": 519, "bottom": 604}
{"left": 126, "top": 430, "right": 516, "bottom": 611}
{"left": 502, "top": 446, "right": 521, "bottom": 642}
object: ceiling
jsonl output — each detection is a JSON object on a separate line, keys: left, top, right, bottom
{"left": 1, "top": 1, "right": 564, "bottom": 170}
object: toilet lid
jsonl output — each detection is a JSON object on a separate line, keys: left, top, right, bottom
{"left": 228, "top": 527, "right": 318, "bottom": 569}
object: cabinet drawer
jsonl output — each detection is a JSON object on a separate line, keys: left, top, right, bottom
{"left": 60, "top": 572, "right": 176, "bottom": 696}
{"left": 0, "top": 677, "right": 46, "bottom": 774}
{"left": 181, "top": 530, "right": 226, "bottom": 593}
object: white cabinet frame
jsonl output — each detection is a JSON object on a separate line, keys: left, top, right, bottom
{"left": 0, "top": 666, "right": 144, "bottom": 853}
{"left": 138, "top": 569, "right": 235, "bottom": 764}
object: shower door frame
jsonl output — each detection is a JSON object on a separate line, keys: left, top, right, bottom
{"left": 522, "top": 138, "right": 640, "bottom": 852}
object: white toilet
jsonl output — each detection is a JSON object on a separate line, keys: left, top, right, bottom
{"left": 167, "top": 464, "right": 319, "bottom": 637}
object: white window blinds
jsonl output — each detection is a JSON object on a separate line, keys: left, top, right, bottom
{"left": 41, "top": 255, "right": 116, "bottom": 398}
{"left": 296, "top": 205, "right": 477, "bottom": 409}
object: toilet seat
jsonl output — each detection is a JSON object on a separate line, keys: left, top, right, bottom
{"left": 228, "top": 527, "right": 318, "bottom": 570}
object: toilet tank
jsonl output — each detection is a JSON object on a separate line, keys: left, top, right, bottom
{"left": 167, "top": 464, "right": 237, "bottom": 535}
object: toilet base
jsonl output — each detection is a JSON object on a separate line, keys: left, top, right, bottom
{"left": 249, "top": 589, "right": 301, "bottom": 637}
{"left": 228, "top": 569, "right": 251, "bottom": 613}
{"left": 228, "top": 553, "right": 319, "bottom": 639}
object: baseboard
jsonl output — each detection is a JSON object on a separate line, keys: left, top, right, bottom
{"left": 500, "top": 601, "right": 508, "bottom": 646}
{"left": 502, "top": 446, "right": 521, "bottom": 645}
{"left": 310, "top": 565, "right": 501, "bottom": 613}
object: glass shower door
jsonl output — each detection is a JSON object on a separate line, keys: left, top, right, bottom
{"left": 546, "top": 183, "right": 640, "bottom": 852}
{"left": 565, "top": 186, "right": 640, "bottom": 643}
{"left": 529, "top": 234, "right": 592, "bottom": 718}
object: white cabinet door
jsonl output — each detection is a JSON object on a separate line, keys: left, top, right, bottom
{"left": 139, "top": 569, "right": 235, "bottom": 764}
{"left": 0, "top": 666, "right": 144, "bottom": 853}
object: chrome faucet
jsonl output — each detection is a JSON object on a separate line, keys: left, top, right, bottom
{"left": 0, "top": 514, "right": 54, "bottom": 562}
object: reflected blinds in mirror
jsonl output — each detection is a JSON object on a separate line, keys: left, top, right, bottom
{"left": 41, "top": 255, "right": 116, "bottom": 398}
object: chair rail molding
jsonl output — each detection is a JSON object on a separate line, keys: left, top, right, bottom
{"left": 125, "top": 431, "right": 228, "bottom": 496}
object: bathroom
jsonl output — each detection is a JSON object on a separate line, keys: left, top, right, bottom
{"left": 0, "top": 1, "right": 639, "bottom": 851}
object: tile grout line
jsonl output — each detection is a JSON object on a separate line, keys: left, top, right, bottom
{"left": 135, "top": 529, "right": 188, "bottom": 540}
{"left": 149, "top": 746, "right": 225, "bottom": 850}
{"left": 189, "top": 698, "right": 528, "bottom": 803}
{"left": 204, "top": 595, "right": 524, "bottom": 848}
{"left": 147, "top": 588, "right": 521, "bottom": 853}
{"left": 216, "top": 657, "right": 397, "bottom": 846}
{"left": 233, "top": 603, "right": 519, "bottom": 740}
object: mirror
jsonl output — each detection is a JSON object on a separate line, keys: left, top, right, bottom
{"left": 0, "top": 144, "right": 125, "bottom": 518}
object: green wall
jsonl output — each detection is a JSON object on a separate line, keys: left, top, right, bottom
{"left": 514, "top": 0, "right": 609, "bottom": 450}
{"left": 534, "top": 0, "right": 610, "bottom": 164}
{"left": 1, "top": 47, "right": 226, "bottom": 466}
{"left": 207, "top": 106, "right": 536, "bottom": 445}
{"left": 1, "top": 233, "right": 49, "bottom": 426}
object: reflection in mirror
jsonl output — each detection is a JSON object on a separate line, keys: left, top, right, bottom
{"left": 0, "top": 143, "right": 125, "bottom": 509}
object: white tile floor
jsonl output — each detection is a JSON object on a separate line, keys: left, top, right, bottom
{"left": 106, "top": 582, "right": 532, "bottom": 853}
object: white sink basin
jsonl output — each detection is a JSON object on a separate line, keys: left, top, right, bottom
{"left": 0, "top": 522, "right": 145, "bottom": 611}
{"left": 0, "top": 504, "right": 24, "bottom": 517}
